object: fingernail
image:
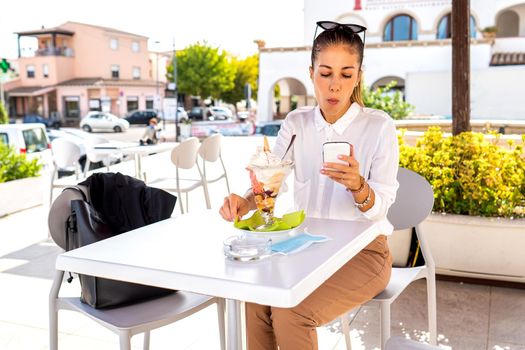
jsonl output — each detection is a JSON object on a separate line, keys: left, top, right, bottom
{"left": 338, "top": 155, "right": 343, "bottom": 159}
{"left": 323, "top": 163, "right": 328, "bottom": 167}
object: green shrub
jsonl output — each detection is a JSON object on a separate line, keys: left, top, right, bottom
{"left": 399, "top": 127, "right": 525, "bottom": 218}
{"left": 0, "top": 102, "right": 8, "bottom": 124}
{"left": 363, "top": 81, "right": 414, "bottom": 120}
{"left": 0, "top": 143, "right": 42, "bottom": 183}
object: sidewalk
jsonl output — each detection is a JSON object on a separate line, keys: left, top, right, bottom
{"left": 1, "top": 136, "right": 524, "bottom": 349}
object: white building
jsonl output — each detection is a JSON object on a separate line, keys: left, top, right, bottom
{"left": 257, "top": 0, "right": 525, "bottom": 121}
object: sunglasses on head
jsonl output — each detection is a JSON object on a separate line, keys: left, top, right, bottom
{"left": 313, "top": 21, "right": 367, "bottom": 43}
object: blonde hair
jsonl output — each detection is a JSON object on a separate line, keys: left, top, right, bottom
{"left": 351, "top": 74, "right": 364, "bottom": 106}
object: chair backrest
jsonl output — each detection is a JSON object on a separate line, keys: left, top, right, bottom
{"left": 52, "top": 138, "right": 82, "bottom": 169}
{"left": 48, "top": 186, "right": 89, "bottom": 250}
{"left": 387, "top": 168, "right": 434, "bottom": 231}
{"left": 85, "top": 136, "right": 110, "bottom": 162}
{"left": 199, "top": 134, "right": 222, "bottom": 162}
{"left": 171, "top": 137, "right": 200, "bottom": 169}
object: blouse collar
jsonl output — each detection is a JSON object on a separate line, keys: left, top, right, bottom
{"left": 314, "top": 102, "right": 362, "bottom": 135}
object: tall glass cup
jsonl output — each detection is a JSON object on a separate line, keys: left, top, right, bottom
{"left": 248, "top": 161, "right": 293, "bottom": 230}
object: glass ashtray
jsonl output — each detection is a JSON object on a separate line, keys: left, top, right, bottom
{"left": 223, "top": 235, "right": 272, "bottom": 262}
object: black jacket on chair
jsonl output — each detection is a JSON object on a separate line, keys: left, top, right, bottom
{"left": 72, "top": 172, "right": 177, "bottom": 308}
{"left": 79, "top": 172, "right": 177, "bottom": 234}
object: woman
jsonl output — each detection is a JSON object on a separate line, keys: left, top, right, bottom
{"left": 140, "top": 117, "right": 160, "bottom": 145}
{"left": 220, "top": 21, "right": 399, "bottom": 350}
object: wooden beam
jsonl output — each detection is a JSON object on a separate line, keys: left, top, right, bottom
{"left": 452, "top": 0, "right": 471, "bottom": 135}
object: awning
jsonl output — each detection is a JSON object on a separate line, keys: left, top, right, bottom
{"left": 58, "top": 77, "right": 160, "bottom": 88}
{"left": 490, "top": 52, "right": 525, "bottom": 66}
{"left": 15, "top": 26, "right": 74, "bottom": 37}
{"left": 7, "top": 86, "right": 56, "bottom": 97}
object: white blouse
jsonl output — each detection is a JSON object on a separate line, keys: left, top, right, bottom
{"left": 273, "top": 103, "right": 399, "bottom": 235}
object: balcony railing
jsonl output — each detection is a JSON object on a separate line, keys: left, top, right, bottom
{"left": 35, "top": 47, "right": 74, "bottom": 57}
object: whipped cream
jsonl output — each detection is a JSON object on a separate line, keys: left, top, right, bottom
{"left": 249, "top": 146, "right": 286, "bottom": 167}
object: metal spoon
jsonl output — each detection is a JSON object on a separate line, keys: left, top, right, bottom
{"left": 281, "top": 134, "right": 296, "bottom": 160}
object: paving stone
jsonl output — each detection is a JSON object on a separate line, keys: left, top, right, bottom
{"left": 489, "top": 287, "right": 525, "bottom": 345}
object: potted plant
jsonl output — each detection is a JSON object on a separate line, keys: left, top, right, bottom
{"left": 481, "top": 26, "right": 498, "bottom": 39}
{"left": 179, "top": 118, "right": 192, "bottom": 141}
{"left": 0, "top": 143, "right": 43, "bottom": 217}
{"left": 398, "top": 127, "right": 525, "bottom": 282}
{"left": 363, "top": 81, "right": 415, "bottom": 120}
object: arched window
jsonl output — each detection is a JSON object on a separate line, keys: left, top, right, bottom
{"left": 384, "top": 15, "right": 418, "bottom": 41}
{"left": 437, "top": 14, "right": 477, "bottom": 39}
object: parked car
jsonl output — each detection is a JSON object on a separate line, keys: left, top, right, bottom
{"left": 124, "top": 109, "right": 159, "bottom": 125}
{"left": 255, "top": 120, "right": 283, "bottom": 136}
{"left": 209, "top": 106, "right": 234, "bottom": 120}
{"left": 161, "top": 107, "right": 189, "bottom": 123}
{"left": 0, "top": 123, "right": 52, "bottom": 167}
{"left": 187, "top": 106, "right": 211, "bottom": 121}
{"left": 188, "top": 106, "right": 234, "bottom": 121}
{"left": 237, "top": 111, "right": 250, "bottom": 121}
{"left": 80, "top": 112, "right": 129, "bottom": 133}
{"left": 23, "top": 114, "right": 62, "bottom": 129}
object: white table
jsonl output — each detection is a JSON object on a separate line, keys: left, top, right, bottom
{"left": 56, "top": 211, "right": 380, "bottom": 349}
{"left": 90, "top": 142, "right": 177, "bottom": 180}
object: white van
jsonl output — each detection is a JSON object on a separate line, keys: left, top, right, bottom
{"left": 0, "top": 123, "right": 53, "bottom": 167}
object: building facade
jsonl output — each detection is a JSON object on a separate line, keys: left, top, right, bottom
{"left": 257, "top": 0, "right": 525, "bottom": 122}
{"left": 4, "top": 21, "right": 167, "bottom": 124}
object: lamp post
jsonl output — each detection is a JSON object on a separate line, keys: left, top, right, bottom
{"left": 172, "top": 38, "right": 179, "bottom": 142}
{"left": 154, "top": 41, "right": 164, "bottom": 130}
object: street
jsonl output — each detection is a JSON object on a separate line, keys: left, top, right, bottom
{"left": 87, "top": 121, "right": 179, "bottom": 143}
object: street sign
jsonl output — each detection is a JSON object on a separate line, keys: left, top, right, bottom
{"left": 0, "top": 59, "right": 11, "bottom": 73}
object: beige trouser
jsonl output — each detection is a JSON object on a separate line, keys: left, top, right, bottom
{"left": 246, "top": 235, "right": 392, "bottom": 350}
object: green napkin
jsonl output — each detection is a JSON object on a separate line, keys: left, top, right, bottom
{"left": 234, "top": 210, "right": 305, "bottom": 232}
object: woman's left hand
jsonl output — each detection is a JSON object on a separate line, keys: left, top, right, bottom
{"left": 320, "top": 145, "right": 361, "bottom": 190}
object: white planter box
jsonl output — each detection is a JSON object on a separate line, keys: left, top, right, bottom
{"left": 0, "top": 176, "right": 45, "bottom": 217}
{"left": 179, "top": 124, "right": 192, "bottom": 141}
{"left": 421, "top": 213, "right": 525, "bottom": 283}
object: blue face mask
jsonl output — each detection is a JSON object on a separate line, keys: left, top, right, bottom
{"left": 271, "top": 232, "right": 330, "bottom": 255}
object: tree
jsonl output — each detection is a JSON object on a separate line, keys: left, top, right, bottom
{"left": 0, "top": 102, "right": 8, "bottom": 124}
{"left": 220, "top": 54, "right": 259, "bottom": 110}
{"left": 167, "top": 42, "right": 235, "bottom": 104}
{"left": 362, "top": 81, "right": 414, "bottom": 120}
{"left": 451, "top": 0, "right": 471, "bottom": 135}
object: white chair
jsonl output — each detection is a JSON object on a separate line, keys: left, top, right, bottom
{"left": 148, "top": 137, "right": 210, "bottom": 214}
{"left": 198, "top": 133, "right": 230, "bottom": 196}
{"left": 48, "top": 187, "right": 226, "bottom": 350}
{"left": 83, "top": 136, "right": 122, "bottom": 177}
{"left": 385, "top": 336, "right": 441, "bottom": 349}
{"left": 341, "top": 168, "right": 437, "bottom": 349}
{"left": 49, "top": 138, "right": 83, "bottom": 205}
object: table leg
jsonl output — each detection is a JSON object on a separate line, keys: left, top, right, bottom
{"left": 134, "top": 154, "right": 142, "bottom": 180}
{"left": 226, "top": 299, "right": 244, "bottom": 350}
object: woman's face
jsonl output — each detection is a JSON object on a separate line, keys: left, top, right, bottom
{"left": 310, "top": 44, "right": 361, "bottom": 122}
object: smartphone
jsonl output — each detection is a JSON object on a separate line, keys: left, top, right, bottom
{"left": 323, "top": 141, "right": 351, "bottom": 165}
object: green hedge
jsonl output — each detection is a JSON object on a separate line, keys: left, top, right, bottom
{"left": 399, "top": 127, "right": 525, "bottom": 218}
{"left": 0, "top": 143, "right": 42, "bottom": 183}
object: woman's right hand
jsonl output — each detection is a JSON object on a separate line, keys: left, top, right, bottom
{"left": 219, "top": 194, "right": 252, "bottom": 222}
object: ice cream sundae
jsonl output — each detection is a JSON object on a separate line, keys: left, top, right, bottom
{"left": 247, "top": 136, "right": 293, "bottom": 229}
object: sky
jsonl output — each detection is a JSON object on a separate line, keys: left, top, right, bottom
{"left": 0, "top": 0, "right": 304, "bottom": 59}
